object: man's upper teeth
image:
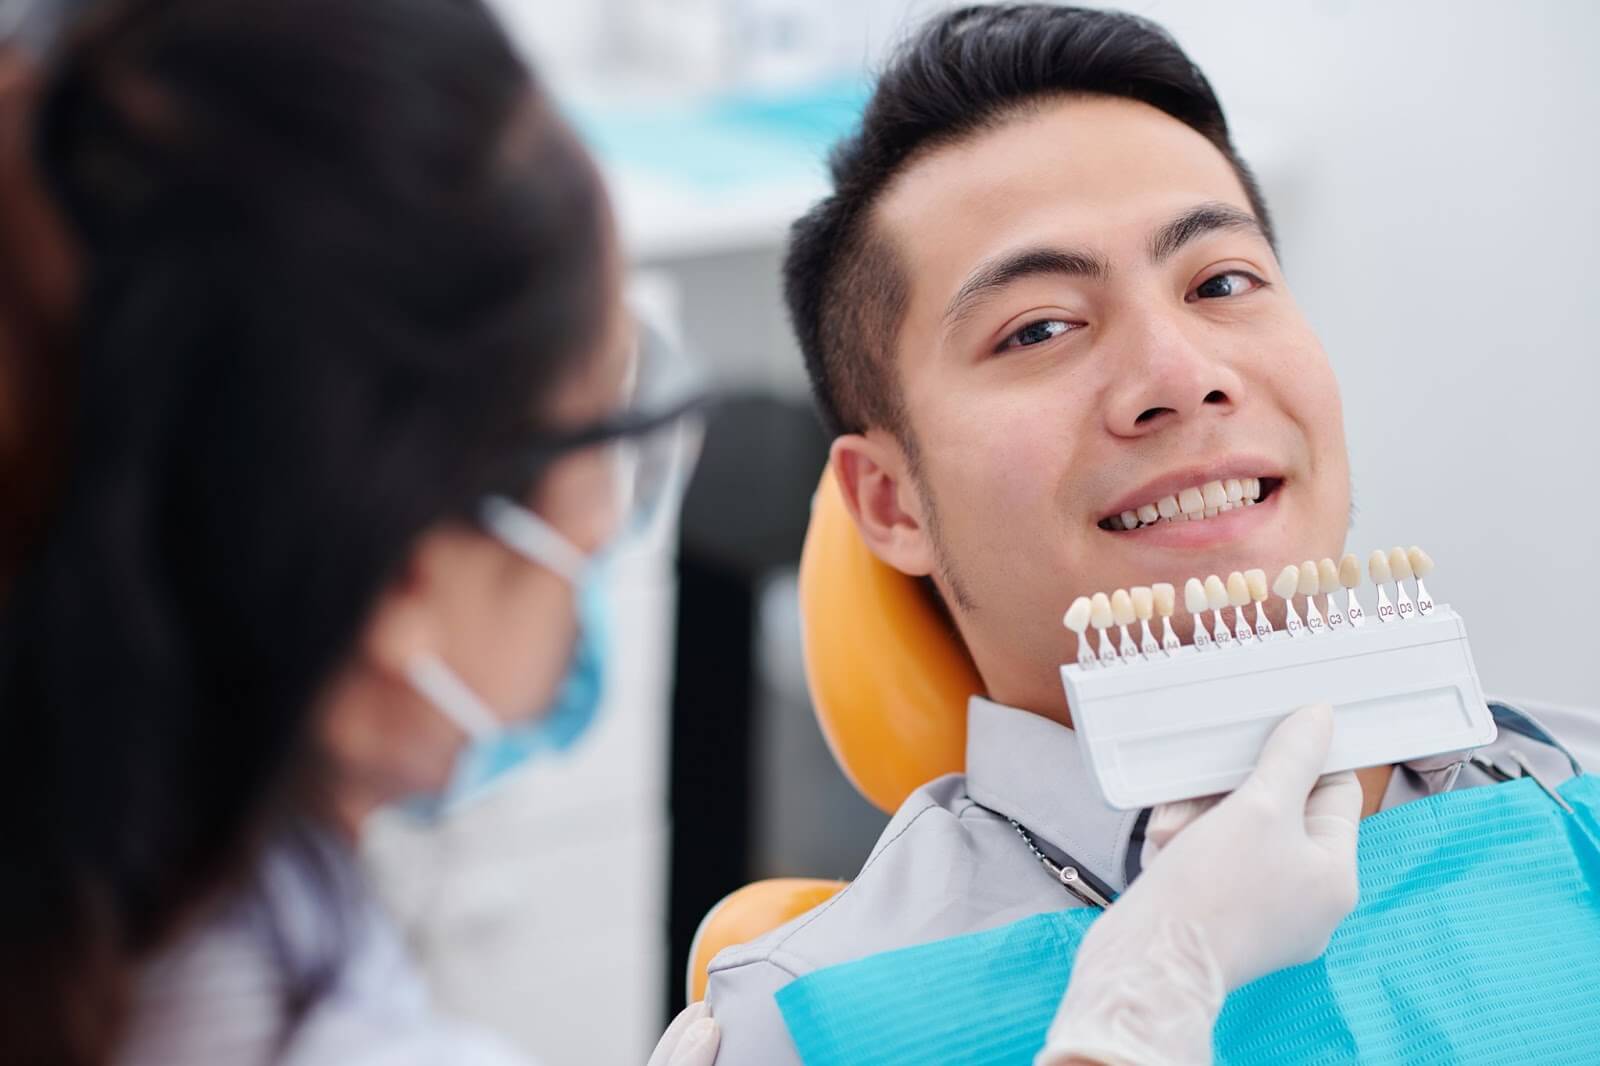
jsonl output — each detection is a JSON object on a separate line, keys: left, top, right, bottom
{"left": 1107, "top": 477, "right": 1264, "bottom": 530}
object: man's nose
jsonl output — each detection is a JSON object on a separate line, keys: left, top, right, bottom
{"left": 1101, "top": 314, "right": 1245, "bottom": 437}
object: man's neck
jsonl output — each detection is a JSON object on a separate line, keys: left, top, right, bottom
{"left": 1356, "top": 764, "right": 1396, "bottom": 818}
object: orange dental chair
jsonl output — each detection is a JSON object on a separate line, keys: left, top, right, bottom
{"left": 684, "top": 469, "right": 983, "bottom": 1002}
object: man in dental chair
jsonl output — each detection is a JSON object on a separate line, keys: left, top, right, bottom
{"left": 705, "top": 4, "right": 1600, "bottom": 1062}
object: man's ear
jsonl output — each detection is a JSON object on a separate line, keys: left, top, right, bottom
{"left": 830, "top": 431, "right": 938, "bottom": 578}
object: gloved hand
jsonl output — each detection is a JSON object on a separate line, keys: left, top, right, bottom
{"left": 1037, "top": 704, "right": 1362, "bottom": 1066}
{"left": 646, "top": 1000, "right": 720, "bottom": 1066}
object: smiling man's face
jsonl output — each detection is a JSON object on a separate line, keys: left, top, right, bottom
{"left": 833, "top": 94, "right": 1351, "bottom": 719}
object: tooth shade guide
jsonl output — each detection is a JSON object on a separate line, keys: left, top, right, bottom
{"left": 1058, "top": 605, "right": 1495, "bottom": 810}
{"left": 1300, "top": 563, "right": 1325, "bottom": 631}
{"left": 1368, "top": 549, "right": 1392, "bottom": 586}
{"left": 1388, "top": 546, "right": 1414, "bottom": 582}
{"left": 1414, "top": 576, "right": 1436, "bottom": 617}
{"left": 1373, "top": 581, "right": 1396, "bottom": 623}
{"left": 1324, "top": 590, "right": 1347, "bottom": 630}
{"left": 1064, "top": 597, "right": 1095, "bottom": 666}
{"left": 1159, "top": 615, "right": 1182, "bottom": 654}
{"left": 1090, "top": 592, "right": 1119, "bottom": 661}
{"left": 1273, "top": 565, "right": 1305, "bottom": 636}
{"left": 1346, "top": 586, "right": 1367, "bottom": 628}
{"left": 1385, "top": 546, "right": 1417, "bottom": 620}
{"left": 1111, "top": 589, "right": 1136, "bottom": 626}
{"left": 1111, "top": 589, "right": 1140, "bottom": 661}
{"left": 1338, "top": 553, "right": 1362, "bottom": 589}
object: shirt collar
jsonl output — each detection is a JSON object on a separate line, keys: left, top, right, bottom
{"left": 963, "top": 696, "right": 1144, "bottom": 893}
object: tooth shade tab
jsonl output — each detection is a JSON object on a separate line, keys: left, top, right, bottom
{"left": 1245, "top": 569, "right": 1269, "bottom": 601}
{"left": 1224, "top": 478, "right": 1243, "bottom": 503}
{"left": 1203, "top": 574, "right": 1228, "bottom": 610}
{"left": 1317, "top": 558, "right": 1339, "bottom": 591}
{"left": 1178, "top": 487, "right": 1205, "bottom": 515}
{"left": 1063, "top": 596, "right": 1092, "bottom": 633}
{"left": 1369, "top": 549, "right": 1392, "bottom": 585}
{"left": 1273, "top": 565, "right": 1300, "bottom": 600}
{"left": 1226, "top": 571, "right": 1249, "bottom": 607}
{"left": 1111, "top": 589, "right": 1136, "bottom": 626}
{"left": 1298, "top": 561, "right": 1320, "bottom": 597}
{"left": 1152, "top": 583, "right": 1176, "bottom": 617}
{"left": 1157, "top": 495, "right": 1179, "bottom": 519}
{"left": 1408, "top": 546, "right": 1434, "bottom": 578}
{"left": 1090, "top": 592, "right": 1113, "bottom": 629}
{"left": 1184, "top": 578, "right": 1208, "bottom": 614}
{"left": 1388, "top": 546, "right": 1414, "bottom": 582}
{"left": 1339, "top": 553, "right": 1362, "bottom": 589}
{"left": 1131, "top": 586, "right": 1154, "bottom": 620}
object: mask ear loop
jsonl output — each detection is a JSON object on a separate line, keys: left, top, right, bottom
{"left": 479, "top": 495, "right": 589, "bottom": 584}
{"left": 404, "top": 653, "right": 502, "bottom": 740}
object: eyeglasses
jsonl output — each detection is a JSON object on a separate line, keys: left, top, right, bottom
{"left": 484, "top": 317, "right": 712, "bottom": 557}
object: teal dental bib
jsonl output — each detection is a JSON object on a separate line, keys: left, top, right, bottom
{"left": 776, "top": 773, "right": 1600, "bottom": 1065}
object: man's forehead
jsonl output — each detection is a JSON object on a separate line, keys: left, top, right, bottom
{"left": 873, "top": 95, "right": 1257, "bottom": 286}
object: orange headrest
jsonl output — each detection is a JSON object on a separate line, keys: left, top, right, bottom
{"left": 796, "top": 469, "right": 982, "bottom": 814}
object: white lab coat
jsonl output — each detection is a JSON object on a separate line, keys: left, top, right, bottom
{"left": 116, "top": 828, "right": 534, "bottom": 1066}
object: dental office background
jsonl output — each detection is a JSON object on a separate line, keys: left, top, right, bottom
{"left": 360, "top": 2, "right": 1600, "bottom": 1062}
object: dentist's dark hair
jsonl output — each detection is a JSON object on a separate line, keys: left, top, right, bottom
{"left": 785, "top": 3, "right": 1275, "bottom": 442}
{"left": 0, "top": 0, "right": 609, "bottom": 1061}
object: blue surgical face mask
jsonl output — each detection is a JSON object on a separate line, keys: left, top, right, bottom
{"left": 400, "top": 498, "right": 611, "bottom": 822}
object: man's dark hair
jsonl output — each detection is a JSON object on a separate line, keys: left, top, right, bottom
{"left": 784, "top": 4, "right": 1274, "bottom": 443}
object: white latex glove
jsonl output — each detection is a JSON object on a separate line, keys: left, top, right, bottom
{"left": 646, "top": 1001, "right": 720, "bottom": 1066}
{"left": 1038, "top": 704, "right": 1361, "bottom": 1066}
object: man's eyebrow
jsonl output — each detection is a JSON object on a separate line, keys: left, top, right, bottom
{"left": 1148, "top": 202, "right": 1264, "bottom": 263}
{"left": 944, "top": 247, "right": 1111, "bottom": 326}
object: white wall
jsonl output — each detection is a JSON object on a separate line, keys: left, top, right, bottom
{"left": 1129, "top": 0, "right": 1599, "bottom": 706}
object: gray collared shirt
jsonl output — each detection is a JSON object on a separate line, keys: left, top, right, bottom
{"left": 705, "top": 696, "right": 1600, "bottom": 1065}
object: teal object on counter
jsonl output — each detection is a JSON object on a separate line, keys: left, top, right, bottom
{"left": 777, "top": 774, "right": 1600, "bottom": 1065}
{"left": 567, "top": 77, "right": 869, "bottom": 191}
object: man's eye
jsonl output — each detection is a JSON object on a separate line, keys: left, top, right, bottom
{"left": 999, "top": 318, "right": 1076, "bottom": 352}
{"left": 1192, "top": 270, "right": 1265, "bottom": 300}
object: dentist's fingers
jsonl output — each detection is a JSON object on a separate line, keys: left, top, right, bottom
{"left": 1302, "top": 769, "right": 1362, "bottom": 853}
{"left": 1243, "top": 704, "right": 1335, "bottom": 802}
{"left": 647, "top": 1002, "right": 720, "bottom": 1066}
{"left": 1144, "top": 794, "right": 1221, "bottom": 862}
